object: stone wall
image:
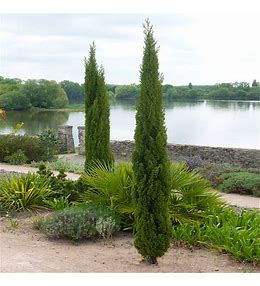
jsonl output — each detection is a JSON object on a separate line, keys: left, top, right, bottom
{"left": 61, "top": 126, "right": 260, "bottom": 168}
{"left": 78, "top": 126, "right": 85, "bottom": 155}
{"left": 110, "top": 140, "right": 260, "bottom": 168}
{"left": 58, "top": 125, "right": 75, "bottom": 154}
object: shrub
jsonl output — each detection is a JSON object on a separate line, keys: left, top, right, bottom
{"left": 4, "top": 149, "right": 28, "bottom": 165}
{"left": 36, "top": 164, "right": 79, "bottom": 201}
{"left": 40, "top": 204, "right": 120, "bottom": 241}
{"left": 218, "top": 172, "right": 260, "bottom": 197}
{"left": 0, "top": 172, "right": 53, "bottom": 211}
{"left": 172, "top": 208, "right": 260, "bottom": 264}
{"left": 96, "top": 217, "right": 118, "bottom": 239}
{"left": 38, "top": 129, "right": 61, "bottom": 160}
{"left": 194, "top": 163, "right": 238, "bottom": 187}
{"left": 0, "top": 134, "right": 47, "bottom": 163}
{"left": 195, "top": 163, "right": 260, "bottom": 188}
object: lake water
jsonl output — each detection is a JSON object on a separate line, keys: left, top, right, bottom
{"left": 1, "top": 100, "right": 259, "bottom": 149}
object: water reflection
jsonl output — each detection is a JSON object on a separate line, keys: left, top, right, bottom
{"left": 164, "top": 100, "right": 203, "bottom": 109}
{"left": 114, "top": 98, "right": 204, "bottom": 109}
{"left": 204, "top": 100, "right": 257, "bottom": 110}
{"left": 1, "top": 110, "right": 69, "bottom": 135}
{"left": 0, "top": 100, "right": 259, "bottom": 149}
{"left": 110, "top": 99, "right": 136, "bottom": 110}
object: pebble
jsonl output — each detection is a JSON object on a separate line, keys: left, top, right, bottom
{"left": 0, "top": 169, "right": 22, "bottom": 179}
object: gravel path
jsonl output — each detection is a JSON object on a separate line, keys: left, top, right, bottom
{"left": 0, "top": 162, "right": 259, "bottom": 210}
{"left": 1, "top": 215, "right": 259, "bottom": 273}
{"left": 0, "top": 163, "right": 80, "bottom": 181}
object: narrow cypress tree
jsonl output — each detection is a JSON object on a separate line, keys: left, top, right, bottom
{"left": 132, "top": 20, "right": 171, "bottom": 264}
{"left": 84, "top": 42, "right": 114, "bottom": 169}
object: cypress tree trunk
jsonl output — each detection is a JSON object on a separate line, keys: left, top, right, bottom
{"left": 132, "top": 20, "right": 171, "bottom": 264}
{"left": 84, "top": 43, "right": 114, "bottom": 169}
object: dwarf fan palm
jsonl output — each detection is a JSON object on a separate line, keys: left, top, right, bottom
{"left": 79, "top": 161, "right": 225, "bottom": 228}
{"left": 169, "top": 162, "right": 226, "bottom": 224}
{"left": 80, "top": 161, "right": 135, "bottom": 229}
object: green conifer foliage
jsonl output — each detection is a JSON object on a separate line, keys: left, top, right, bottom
{"left": 84, "top": 43, "right": 114, "bottom": 169}
{"left": 132, "top": 20, "right": 171, "bottom": 264}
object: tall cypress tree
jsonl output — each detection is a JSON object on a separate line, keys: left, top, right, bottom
{"left": 84, "top": 42, "right": 114, "bottom": 169}
{"left": 132, "top": 20, "right": 171, "bottom": 264}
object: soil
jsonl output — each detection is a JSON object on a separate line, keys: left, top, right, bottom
{"left": 0, "top": 213, "right": 259, "bottom": 273}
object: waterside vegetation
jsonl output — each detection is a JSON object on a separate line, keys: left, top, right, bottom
{"left": 0, "top": 76, "right": 259, "bottom": 111}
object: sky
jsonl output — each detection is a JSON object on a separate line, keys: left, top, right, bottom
{"left": 0, "top": 13, "right": 260, "bottom": 85}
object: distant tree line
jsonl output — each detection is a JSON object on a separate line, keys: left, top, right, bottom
{"left": 0, "top": 75, "right": 259, "bottom": 110}
{"left": 77, "top": 80, "right": 260, "bottom": 102}
{"left": 0, "top": 76, "right": 68, "bottom": 110}
{"left": 113, "top": 81, "right": 260, "bottom": 101}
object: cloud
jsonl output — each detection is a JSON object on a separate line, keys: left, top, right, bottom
{"left": 0, "top": 14, "right": 259, "bottom": 84}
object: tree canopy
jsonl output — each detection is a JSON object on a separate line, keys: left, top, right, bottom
{"left": 0, "top": 76, "right": 68, "bottom": 110}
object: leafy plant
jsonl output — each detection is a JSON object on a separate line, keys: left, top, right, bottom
{"left": 31, "top": 159, "right": 84, "bottom": 174}
{"left": 218, "top": 172, "right": 260, "bottom": 197}
{"left": 4, "top": 149, "right": 28, "bottom": 165}
{"left": 79, "top": 161, "right": 134, "bottom": 229}
{"left": 172, "top": 208, "right": 260, "bottom": 264}
{"left": 36, "top": 164, "right": 79, "bottom": 201}
{"left": 31, "top": 216, "right": 46, "bottom": 230}
{"left": 11, "top": 122, "right": 25, "bottom": 134}
{"left": 40, "top": 204, "right": 120, "bottom": 241}
{"left": 169, "top": 162, "right": 226, "bottom": 224}
{"left": 0, "top": 108, "right": 6, "bottom": 120}
{"left": 79, "top": 161, "right": 226, "bottom": 229}
{"left": 38, "top": 128, "right": 61, "bottom": 160}
{"left": 0, "top": 172, "right": 53, "bottom": 211}
{"left": 3, "top": 214, "right": 19, "bottom": 232}
{"left": 96, "top": 216, "right": 118, "bottom": 239}
{"left": 44, "top": 196, "right": 71, "bottom": 210}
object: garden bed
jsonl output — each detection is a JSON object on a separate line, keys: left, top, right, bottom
{"left": 0, "top": 213, "right": 259, "bottom": 273}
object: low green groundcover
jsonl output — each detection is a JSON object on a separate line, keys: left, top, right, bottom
{"left": 218, "top": 172, "right": 260, "bottom": 197}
